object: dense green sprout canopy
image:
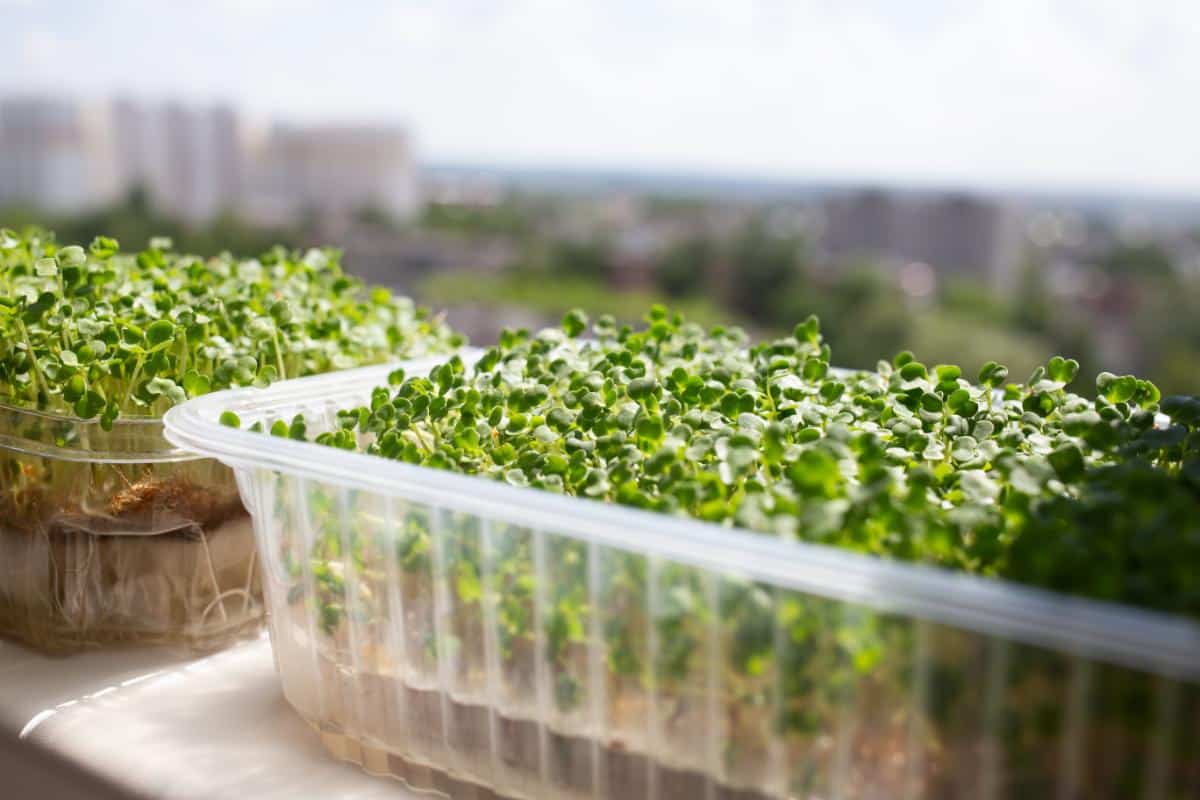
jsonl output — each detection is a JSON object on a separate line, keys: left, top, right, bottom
{"left": 0, "top": 229, "right": 463, "bottom": 425}
{"left": 282, "top": 305, "right": 1200, "bottom": 617}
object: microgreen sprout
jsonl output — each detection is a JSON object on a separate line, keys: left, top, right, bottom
{"left": 300, "top": 306, "right": 1198, "bottom": 618}
{"left": 0, "top": 229, "right": 463, "bottom": 427}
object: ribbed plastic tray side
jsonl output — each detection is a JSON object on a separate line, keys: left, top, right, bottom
{"left": 165, "top": 362, "right": 1200, "bottom": 799}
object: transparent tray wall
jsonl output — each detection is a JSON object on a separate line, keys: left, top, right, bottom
{"left": 0, "top": 401, "right": 261, "bottom": 652}
{"left": 166, "top": 366, "right": 1200, "bottom": 800}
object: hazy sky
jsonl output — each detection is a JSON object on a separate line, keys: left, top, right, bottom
{"left": 5, "top": 0, "right": 1200, "bottom": 194}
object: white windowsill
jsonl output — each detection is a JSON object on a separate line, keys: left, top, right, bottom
{"left": 0, "top": 634, "right": 421, "bottom": 799}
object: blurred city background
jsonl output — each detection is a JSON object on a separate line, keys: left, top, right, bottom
{"left": 2, "top": 2, "right": 1199, "bottom": 393}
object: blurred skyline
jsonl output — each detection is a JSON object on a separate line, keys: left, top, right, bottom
{"left": 4, "top": 0, "right": 1200, "bottom": 196}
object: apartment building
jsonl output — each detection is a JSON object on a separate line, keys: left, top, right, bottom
{"left": 0, "top": 97, "right": 118, "bottom": 213}
{"left": 245, "top": 123, "right": 418, "bottom": 226}
{"left": 0, "top": 96, "right": 417, "bottom": 226}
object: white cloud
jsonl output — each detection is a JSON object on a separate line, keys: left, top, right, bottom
{"left": 17, "top": 27, "right": 63, "bottom": 72}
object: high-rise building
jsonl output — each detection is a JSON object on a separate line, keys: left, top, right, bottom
{"left": 822, "top": 189, "right": 899, "bottom": 257}
{"left": 246, "top": 123, "right": 418, "bottom": 226}
{"left": 0, "top": 97, "right": 118, "bottom": 213}
{"left": 1, "top": 95, "right": 418, "bottom": 227}
{"left": 110, "top": 97, "right": 171, "bottom": 207}
{"left": 110, "top": 99, "right": 242, "bottom": 221}
{"left": 1, "top": 97, "right": 244, "bottom": 222}
{"left": 820, "top": 188, "right": 1021, "bottom": 288}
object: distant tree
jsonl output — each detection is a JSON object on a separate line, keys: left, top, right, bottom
{"left": 1012, "top": 260, "right": 1052, "bottom": 335}
{"left": 1009, "top": 257, "right": 1103, "bottom": 391}
{"left": 643, "top": 195, "right": 708, "bottom": 218}
{"left": 194, "top": 210, "right": 297, "bottom": 256}
{"left": 422, "top": 197, "right": 535, "bottom": 239}
{"left": 940, "top": 277, "right": 1012, "bottom": 326}
{"left": 656, "top": 235, "right": 713, "bottom": 298}
{"left": 725, "top": 219, "right": 804, "bottom": 321}
{"left": 0, "top": 189, "right": 298, "bottom": 259}
{"left": 1101, "top": 243, "right": 1173, "bottom": 277}
{"left": 771, "top": 265, "right": 910, "bottom": 368}
{"left": 1133, "top": 274, "right": 1200, "bottom": 394}
{"left": 353, "top": 204, "right": 396, "bottom": 231}
{"left": 124, "top": 184, "right": 152, "bottom": 217}
{"left": 549, "top": 237, "right": 613, "bottom": 281}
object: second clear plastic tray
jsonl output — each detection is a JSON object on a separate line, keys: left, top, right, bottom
{"left": 1, "top": 400, "right": 260, "bottom": 653}
{"left": 165, "top": 358, "right": 1200, "bottom": 799}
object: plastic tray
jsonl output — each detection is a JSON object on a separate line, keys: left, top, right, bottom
{"left": 165, "top": 358, "right": 1200, "bottom": 799}
{"left": 0, "top": 400, "right": 261, "bottom": 653}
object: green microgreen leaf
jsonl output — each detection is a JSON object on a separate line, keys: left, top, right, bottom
{"left": 0, "top": 229, "right": 462, "bottom": 423}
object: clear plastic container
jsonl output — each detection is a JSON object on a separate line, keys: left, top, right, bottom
{"left": 0, "top": 400, "right": 261, "bottom": 653}
{"left": 165, "top": 359, "right": 1200, "bottom": 800}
